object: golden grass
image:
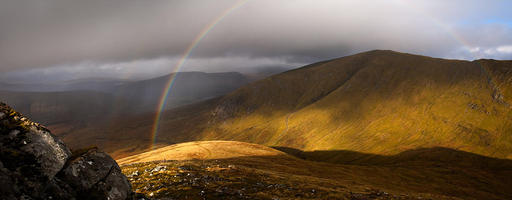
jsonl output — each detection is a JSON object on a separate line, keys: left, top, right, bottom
{"left": 116, "top": 140, "right": 287, "bottom": 165}
{"left": 196, "top": 50, "right": 512, "bottom": 158}
{"left": 120, "top": 141, "right": 512, "bottom": 200}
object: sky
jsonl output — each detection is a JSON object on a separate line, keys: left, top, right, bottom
{"left": 1, "top": 0, "right": 511, "bottom": 83}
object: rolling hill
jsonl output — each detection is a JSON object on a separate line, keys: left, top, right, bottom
{"left": 53, "top": 50, "right": 512, "bottom": 160}
{"left": 117, "top": 141, "right": 288, "bottom": 165}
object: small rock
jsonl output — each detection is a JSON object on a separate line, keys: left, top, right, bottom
{"left": 8, "top": 130, "right": 19, "bottom": 138}
{"left": 152, "top": 165, "right": 167, "bottom": 172}
{"left": 131, "top": 171, "right": 139, "bottom": 176}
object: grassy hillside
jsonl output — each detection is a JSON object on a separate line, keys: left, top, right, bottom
{"left": 119, "top": 141, "right": 512, "bottom": 200}
{"left": 55, "top": 50, "right": 512, "bottom": 160}
{"left": 117, "top": 141, "right": 287, "bottom": 165}
{"left": 197, "top": 50, "right": 512, "bottom": 158}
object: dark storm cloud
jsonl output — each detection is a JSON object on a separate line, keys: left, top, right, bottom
{"left": 0, "top": 0, "right": 237, "bottom": 71}
{"left": 1, "top": 0, "right": 511, "bottom": 75}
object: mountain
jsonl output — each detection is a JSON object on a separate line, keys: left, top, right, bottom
{"left": 0, "top": 78, "right": 131, "bottom": 92}
{"left": 199, "top": 50, "right": 512, "bottom": 159}
{"left": 241, "top": 65, "right": 294, "bottom": 82}
{"left": 56, "top": 50, "right": 512, "bottom": 160}
{"left": 0, "top": 67, "right": 288, "bottom": 94}
{"left": 4, "top": 50, "right": 512, "bottom": 199}
{"left": 0, "top": 71, "right": 250, "bottom": 127}
{"left": 3, "top": 100, "right": 511, "bottom": 199}
{"left": 0, "top": 90, "right": 116, "bottom": 125}
{"left": 112, "top": 71, "right": 250, "bottom": 113}
{"left": 118, "top": 141, "right": 512, "bottom": 199}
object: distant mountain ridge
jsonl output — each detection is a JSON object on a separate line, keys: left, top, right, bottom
{"left": 0, "top": 71, "right": 250, "bottom": 125}
{"left": 0, "top": 78, "right": 131, "bottom": 92}
{"left": 113, "top": 71, "right": 250, "bottom": 113}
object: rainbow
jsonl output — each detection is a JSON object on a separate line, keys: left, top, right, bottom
{"left": 393, "top": 0, "right": 479, "bottom": 59}
{"left": 150, "top": 0, "right": 480, "bottom": 149}
{"left": 150, "top": 0, "right": 249, "bottom": 149}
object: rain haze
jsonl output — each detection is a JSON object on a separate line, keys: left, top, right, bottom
{"left": 1, "top": 0, "right": 512, "bottom": 82}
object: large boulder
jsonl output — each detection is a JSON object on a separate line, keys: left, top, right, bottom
{"left": 59, "top": 148, "right": 133, "bottom": 199}
{"left": 0, "top": 102, "right": 133, "bottom": 199}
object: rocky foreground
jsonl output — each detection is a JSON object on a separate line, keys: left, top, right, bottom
{"left": 118, "top": 140, "right": 512, "bottom": 200}
{"left": 0, "top": 102, "right": 133, "bottom": 199}
{"left": 122, "top": 160, "right": 428, "bottom": 200}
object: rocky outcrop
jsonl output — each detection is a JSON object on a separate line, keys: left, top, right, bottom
{"left": 59, "top": 148, "right": 133, "bottom": 199}
{"left": 0, "top": 102, "right": 133, "bottom": 199}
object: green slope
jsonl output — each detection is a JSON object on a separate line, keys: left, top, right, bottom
{"left": 196, "top": 50, "right": 512, "bottom": 158}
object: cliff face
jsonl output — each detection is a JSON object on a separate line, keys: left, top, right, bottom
{"left": 0, "top": 102, "right": 133, "bottom": 200}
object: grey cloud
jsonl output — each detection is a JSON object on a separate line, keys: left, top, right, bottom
{"left": 0, "top": 56, "right": 299, "bottom": 84}
{"left": 0, "top": 0, "right": 511, "bottom": 74}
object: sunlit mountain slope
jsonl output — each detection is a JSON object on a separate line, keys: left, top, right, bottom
{"left": 198, "top": 50, "right": 512, "bottom": 158}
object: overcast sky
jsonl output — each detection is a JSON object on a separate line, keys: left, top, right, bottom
{"left": 1, "top": 0, "right": 511, "bottom": 82}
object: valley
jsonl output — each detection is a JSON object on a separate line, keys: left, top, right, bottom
{"left": 2, "top": 50, "right": 512, "bottom": 199}
{"left": 3, "top": 1, "right": 511, "bottom": 199}
{"left": 54, "top": 50, "right": 512, "bottom": 160}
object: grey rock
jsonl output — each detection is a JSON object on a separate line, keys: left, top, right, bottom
{"left": 60, "top": 148, "right": 115, "bottom": 190}
{"left": 152, "top": 165, "right": 167, "bottom": 172}
{"left": 0, "top": 161, "right": 18, "bottom": 200}
{"left": 59, "top": 148, "right": 133, "bottom": 199}
{"left": 20, "top": 127, "right": 71, "bottom": 178}
{"left": 0, "top": 102, "right": 134, "bottom": 200}
{"left": 90, "top": 164, "right": 132, "bottom": 200}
